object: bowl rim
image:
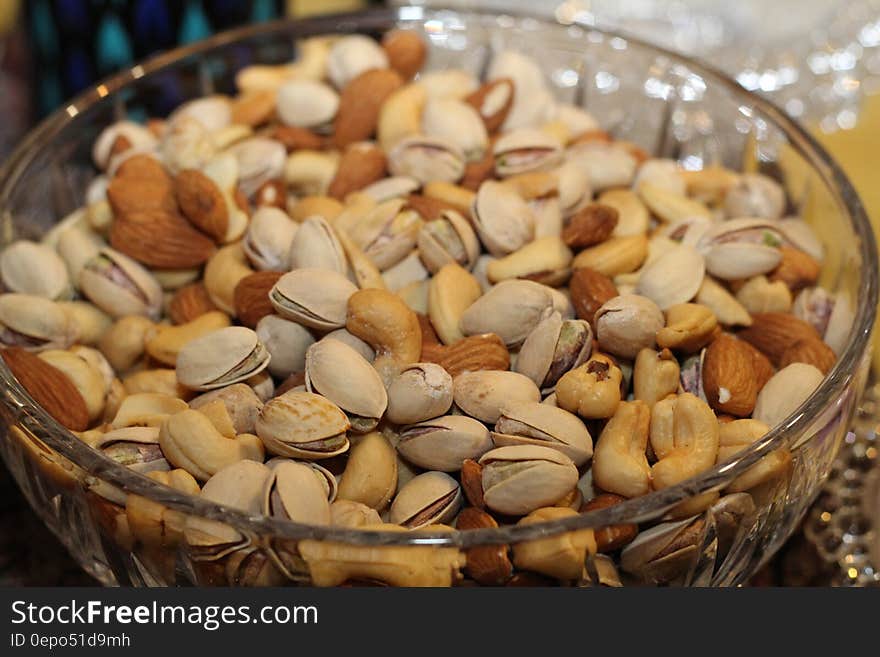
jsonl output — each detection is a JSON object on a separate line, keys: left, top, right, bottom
{"left": 0, "top": 4, "right": 876, "bottom": 549}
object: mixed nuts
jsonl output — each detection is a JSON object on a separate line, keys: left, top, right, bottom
{"left": 0, "top": 27, "right": 849, "bottom": 587}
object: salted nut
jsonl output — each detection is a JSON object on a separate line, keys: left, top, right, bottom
{"left": 417, "top": 209, "right": 480, "bottom": 273}
{"left": 243, "top": 207, "right": 298, "bottom": 272}
{"left": 79, "top": 248, "right": 163, "bottom": 319}
{"left": 270, "top": 268, "right": 358, "bottom": 331}
{"left": 697, "top": 219, "right": 785, "bottom": 281}
{"left": 397, "top": 415, "right": 493, "bottom": 472}
{"left": 0, "top": 240, "right": 72, "bottom": 300}
{"left": 389, "top": 471, "right": 462, "bottom": 529}
{"left": 263, "top": 460, "right": 331, "bottom": 526}
{"left": 516, "top": 312, "right": 593, "bottom": 392}
{"left": 176, "top": 326, "right": 270, "bottom": 391}
{"left": 459, "top": 279, "right": 555, "bottom": 348}
{"left": 386, "top": 362, "right": 453, "bottom": 425}
{"left": 255, "top": 390, "right": 350, "bottom": 459}
{"left": 453, "top": 370, "right": 541, "bottom": 424}
{"left": 555, "top": 353, "right": 623, "bottom": 420}
{"left": 388, "top": 135, "right": 465, "bottom": 185}
{"left": 493, "top": 128, "right": 563, "bottom": 177}
{"left": 594, "top": 294, "right": 665, "bottom": 359}
{"left": 0, "top": 294, "right": 77, "bottom": 351}
{"left": 470, "top": 180, "right": 534, "bottom": 257}
{"left": 649, "top": 393, "right": 720, "bottom": 490}
{"left": 492, "top": 401, "right": 593, "bottom": 466}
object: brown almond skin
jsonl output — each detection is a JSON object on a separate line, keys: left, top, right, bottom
{"left": 739, "top": 339, "right": 775, "bottom": 390}
{"left": 169, "top": 282, "right": 219, "bottom": 325}
{"left": 327, "top": 143, "right": 387, "bottom": 200}
{"left": 580, "top": 493, "right": 638, "bottom": 553}
{"left": 421, "top": 334, "right": 510, "bottom": 377}
{"left": 417, "top": 313, "right": 442, "bottom": 347}
{"left": 270, "top": 125, "right": 325, "bottom": 152}
{"left": 115, "top": 153, "right": 172, "bottom": 182}
{"left": 254, "top": 179, "right": 287, "bottom": 209}
{"left": 333, "top": 68, "right": 404, "bottom": 149}
{"left": 407, "top": 194, "right": 462, "bottom": 222}
{"left": 460, "top": 459, "right": 485, "bottom": 509}
{"left": 457, "top": 507, "right": 513, "bottom": 585}
{"left": 738, "top": 312, "right": 821, "bottom": 365}
{"left": 2, "top": 348, "right": 89, "bottom": 431}
{"left": 174, "top": 169, "right": 229, "bottom": 242}
{"left": 233, "top": 271, "right": 283, "bottom": 329}
{"left": 770, "top": 246, "right": 821, "bottom": 292}
{"left": 381, "top": 30, "right": 427, "bottom": 80}
{"left": 562, "top": 203, "right": 619, "bottom": 249}
{"left": 110, "top": 209, "right": 216, "bottom": 269}
{"left": 465, "top": 78, "right": 515, "bottom": 134}
{"left": 569, "top": 267, "right": 618, "bottom": 329}
{"left": 702, "top": 333, "right": 759, "bottom": 417}
{"left": 779, "top": 336, "right": 836, "bottom": 374}
{"left": 107, "top": 174, "right": 176, "bottom": 216}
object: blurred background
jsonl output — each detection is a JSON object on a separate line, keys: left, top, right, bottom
{"left": 0, "top": 0, "right": 877, "bottom": 586}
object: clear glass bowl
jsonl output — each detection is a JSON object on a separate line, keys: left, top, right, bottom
{"left": 0, "top": 6, "right": 876, "bottom": 587}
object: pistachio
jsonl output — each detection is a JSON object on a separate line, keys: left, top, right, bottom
{"left": 487, "top": 50, "right": 554, "bottom": 130}
{"left": 82, "top": 426, "right": 168, "bottom": 474}
{"left": 594, "top": 294, "right": 665, "bottom": 359}
{"left": 79, "top": 248, "right": 162, "bottom": 320}
{"left": 387, "top": 136, "right": 465, "bottom": 185}
{"left": 470, "top": 181, "right": 534, "bottom": 257}
{"left": 287, "top": 215, "right": 347, "bottom": 274}
{"left": 486, "top": 236, "right": 572, "bottom": 287}
{"left": 362, "top": 176, "right": 420, "bottom": 203}
{"left": 389, "top": 471, "right": 462, "bottom": 529}
{"left": 270, "top": 268, "right": 357, "bottom": 331}
{"left": 326, "top": 35, "right": 389, "bottom": 89}
{"left": 255, "top": 390, "right": 350, "bottom": 460}
{"left": 512, "top": 507, "right": 596, "bottom": 581}
{"left": 189, "top": 383, "right": 263, "bottom": 436}
{"left": 92, "top": 120, "right": 157, "bottom": 169}
{"left": 566, "top": 142, "right": 637, "bottom": 191}
{"left": 752, "top": 362, "right": 824, "bottom": 429}
{"left": 320, "top": 328, "right": 375, "bottom": 363}
{"left": 254, "top": 315, "right": 314, "bottom": 380}
{"left": 723, "top": 173, "right": 785, "bottom": 220}
{"left": 479, "top": 445, "right": 579, "bottom": 516}
{"left": 242, "top": 207, "right": 298, "bottom": 271}
{"left": 349, "top": 198, "right": 422, "bottom": 271}
{"left": 591, "top": 400, "right": 652, "bottom": 498}
{"left": 459, "top": 279, "right": 555, "bottom": 349}
{"left": 422, "top": 98, "right": 489, "bottom": 162}
{"left": 416, "top": 209, "right": 480, "bottom": 273}
{"left": 619, "top": 515, "right": 705, "bottom": 584}
{"left": 453, "top": 370, "right": 541, "bottom": 424}
{"left": 336, "top": 431, "right": 397, "bottom": 511}
{"left": 304, "top": 339, "right": 387, "bottom": 433}
{"left": 263, "top": 460, "right": 331, "bottom": 526}
{"left": 492, "top": 401, "right": 593, "bottom": 466}
{"left": 493, "top": 128, "right": 562, "bottom": 177}
{"left": 697, "top": 218, "right": 784, "bottom": 280}
{"left": 555, "top": 353, "right": 623, "bottom": 420}
{"left": 386, "top": 363, "right": 453, "bottom": 425}
{"left": 276, "top": 79, "right": 339, "bottom": 129}
{"left": 515, "top": 312, "right": 592, "bottom": 391}
{"left": 0, "top": 294, "right": 76, "bottom": 351}
{"left": 176, "top": 326, "right": 270, "bottom": 391}
{"left": 0, "top": 240, "right": 72, "bottom": 300}
{"left": 226, "top": 137, "right": 287, "bottom": 198}
{"left": 636, "top": 244, "right": 705, "bottom": 310}
{"left": 397, "top": 415, "right": 492, "bottom": 472}
{"left": 56, "top": 225, "right": 104, "bottom": 283}
{"left": 792, "top": 286, "right": 834, "bottom": 336}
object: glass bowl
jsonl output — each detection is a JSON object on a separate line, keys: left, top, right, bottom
{"left": 0, "top": 6, "right": 876, "bottom": 587}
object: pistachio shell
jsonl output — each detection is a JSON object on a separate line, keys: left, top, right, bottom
{"left": 0, "top": 294, "right": 76, "bottom": 351}
{"left": 327, "top": 35, "right": 389, "bottom": 89}
{"left": 422, "top": 98, "right": 488, "bottom": 162}
{"left": 487, "top": 50, "right": 554, "bottom": 130}
{"left": 697, "top": 219, "right": 784, "bottom": 280}
{"left": 226, "top": 137, "right": 287, "bottom": 197}
{"left": 459, "top": 279, "right": 555, "bottom": 348}
{"left": 360, "top": 176, "right": 420, "bottom": 202}
{"left": 263, "top": 460, "right": 331, "bottom": 525}
{"left": 386, "top": 362, "right": 453, "bottom": 425}
{"left": 723, "top": 173, "right": 785, "bottom": 220}
{"left": 567, "top": 142, "right": 637, "bottom": 191}
{"left": 752, "top": 363, "right": 824, "bottom": 430}
{"left": 416, "top": 209, "right": 480, "bottom": 273}
{"left": 493, "top": 401, "right": 593, "bottom": 466}
{"left": 287, "top": 215, "right": 347, "bottom": 274}
{"left": 493, "top": 128, "right": 563, "bottom": 177}
{"left": 0, "top": 241, "right": 71, "bottom": 300}
{"left": 471, "top": 180, "right": 535, "bottom": 257}
{"left": 595, "top": 294, "right": 665, "bottom": 359}
{"left": 79, "top": 248, "right": 163, "bottom": 319}
{"left": 397, "top": 415, "right": 492, "bottom": 472}
{"left": 256, "top": 390, "right": 351, "bottom": 459}
{"left": 389, "top": 471, "right": 462, "bottom": 529}
{"left": 276, "top": 79, "right": 339, "bottom": 128}
{"left": 92, "top": 120, "right": 158, "bottom": 169}
{"left": 388, "top": 136, "right": 465, "bottom": 185}
{"left": 176, "top": 326, "right": 270, "bottom": 390}
{"left": 516, "top": 312, "right": 593, "bottom": 391}
{"left": 636, "top": 244, "right": 705, "bottom": 310}
{"left": 243, "top": 207, "right": 298, "bottom": 271}
{"left": 349, "top": 198, "right": 422, "bottom": 271}
{"left": 56, "top": 226, "right": 104, "bottom": 284}
{"left": 270, "top": 268, "right": 357, "bottom": 331}
{"left": 453, "top": 370, "right": 541, "bottom": 424}
{"left": 256, "top": 314, "right": 316, "bottom": 379}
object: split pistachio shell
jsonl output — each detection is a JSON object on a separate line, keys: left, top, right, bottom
{"left": 697, "top": 219, "right": 784, "bottom": 280}
{"left": 471, "top": 180, "right": 534, "bottom": 257}
{"left": 243, "top": 207, "right": 298, "bottom": 271}
{"left": 336, "top": 431, "right": 397, "bottom": 510}
{"left": 595, "top": 294, "right": 665, "bottom": 359}
{"left": 276, "top": 79, "right": 339, "bottom": 128}
{"left": 453, "top": 370, "right": 541, "bottom": 424}
{"left": 723, "top": 173, "right": 785, "bottom": 220}
{"left": 263, "top": 460, "right": 331, "bottom": 526}
{"left": 304, "top": 339, "right": 387, "bottom": 432}
{"left": 320, "top": 328, "right": 375, "bottom": 363}
{"left": 486, "top": 236, "right": 572, "bottom": 286}
{"left": 176, "top": 326, "right": 270, "bottom": 391}
{"left": 189, "top": 383, "right": 263, "bottom": 435}
{"left": 387, "top": 135, "right": 465, "bottom": 185}
{"left": 397, "top": 415, "right": 492, "bottom": 472}
{"left": 326, "top": 34, "right": 389, "bottom": 89}
{"left": 619, "top": 515, "right": 703, "bottom": 583}
{"left": 636, "top": 244, "right": 705, "bottom": 310}
{"left": 753, "top": 363, "right": 824, "bottom": 429}
{"left": 287, "top": 215, "right": 347, "bottom": 274}
{"left": 79, "top": 248, "right": 163, "bottom": 320}
{"left": 255, "top": 390, "right": 350, "bottom": 459}
{"left": 0, "top": 294, "right": 77, "bottom": 351}
{"left": 92, "top": 120, "right": 158, "bottom": 169}
{"left": 487, "top": 50, "right": 554, "bottom": 130}
{"left": 515, "top": 312, "right": 592, "bottom": 391}
{"left": 479, "top": 444, "right": 579, "bottom": 516}
{"left": 0, "top": 241, "right": 71, "bottom": 300}
{"left": 389, "top": 471, "right": 462, "bottom": 529}
{"left": 422, "top": 98, "right": 488, "bottom": 161}
{"left": 83, "top": 426, "right": 168, "bottom": 473}
{"left": 386, "top": 363, "right": 453, "bottom": 425}
{"left": 256, "top": 314, "right": 315, "bottom": 379}
{"left": 493, "top": 128, "right": 562, "bottom": 177}
{"left": 349, "top": 198, "right": 422, "bottom": 271}
{"left": 269, "top": 268, "right": 357, "bottom": 331}
{"left": 492, "top": 401, "right": 593, "bottom": 466}
{"left": 459, "top": 279, "right": 555, "bottom": 348}
{"left": 416, "top": 209, "right": 480, "bottom": 273}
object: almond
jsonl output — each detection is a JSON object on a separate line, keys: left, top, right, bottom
{"left": 779, "top": 336, "right": 836, "bottom": 374}
{"left": 333, "top": 68, "right": 404, "bottom": 149}
{"left": 421, "top": 333, "right": 510, "bottom": 377}
{"left": 254, "top": 179, "right": 287, "bottom": 209}
{"left": 562, "top": 203, "right": 619, "bottom": 248}
{"left": 233, "top": 270, "right": 283, "bottom": 328}
{"left": 465, "top": 78, "right": 515, "bottom": 134}
{"left": 230, "top": 89, "right": 276, "bottom": 127}
{"left": 174, "top": 169, "right": 229, "bottom": 241}
{"left": 769, "top": 246, "right": 821, "bottom": 292}
{"left": 417, "top": 313, "right": 441, "bottom": 347}
{"left": 169, "top": 282, "right": 219, "bottom": 325}
{"left": 740, "top": 339, "right": 775, "bottom": 389}
{"left": 737, "top": 312, "right": 821, "bottom": 364}
{"left": 270, "top": 125, "right": 325, "bottom": 151}
{"left": 110, "top": 209, "right": 216, "bottom": 269}
{"left": 381, "top": 29, "right": 427, "bottom": 80}
{"left": 701, "top": 333, "right": 759, "bottom": 417}
{"left": 580, "top": 493, "right": 638, "bottom": 552}
{"left": 460, "top": 458, "right": 485, "bottom": 509}
{"left": 406, "top": 194, "right": 462, "bottom": 222}
{"left": 456, "top": 507, "right": 513, "bottom": 585}
{"left": 115, "top": 153, "right": 171, "bottom": 182}
{"left": 327, "top": 142, "right": 387, "bottom": 200}
{"left": 107, "top": 161, "right": 176, "bottom": 216}
{"left": 569, "top": 267, "right": 618, "bottom": 328}
{"left": 2, "top": 348, "right": 89, "bottom": 431}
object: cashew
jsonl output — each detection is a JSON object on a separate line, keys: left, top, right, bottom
{"left": 195, "top": 399, "right": 237, "bottom": 438}
{"left": 336, "top": 431, "right": 398, "bottom": 511}
{"left": 649, "top": 393, "right": 719, "bottom": 490}
{"left": 655, "top": 303, "right": 718, "bottom": 353}
{"left": 126, "top": 468, "right": 200, "bottom": 548}
{"left": 123, "top": 368, "right": 191, "bottom": 400}
{"left": 717, "top": 418, "right": 792, "bottom": 492}
{"left": 145, "top": 311, "right": 231, "bottom": 366}
{"left": 555, "top": 353, "right": 622, "bottom": 419}
{"left": 346, "top": 288, "right": 422, "bottom": 386}
{"left": 512, "top": 507, "right": 596, "bottom": 581}
{"left": 633, "top": 348, "right": 680, "bottom": 407}
{"left": 99, "top": 315, "right": 156, "bottom": 373}
{"left": 735, "top": 275, "right": 792, "bottom": 314}
{"left": 592, "top": 400, "right": 651, "bottom": 497}
{"left": 111, "top": 392, "right": 188, "bottom": 428}
{"left": 203, "top": 243, "right": 254, "bottom": 316}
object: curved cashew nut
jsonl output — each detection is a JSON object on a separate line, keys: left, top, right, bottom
{"left": 633, "top": 348, "right": 679, "bottom": 407}
{"left": 717, "top": 418, "right": 791, "bottom": 493}
{"left": 650, "top": 393, "right": 719, "bottom": 490}
{"left": 592, "top": 400, "right": 652, "bottom": 498}
{"left": 555, "top": 353, "right": 622, "bottom": 420}
{"left": 346, "top": 288, "right": 422, "bottom": 386}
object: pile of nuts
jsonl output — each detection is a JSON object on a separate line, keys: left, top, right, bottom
{"left": 0, "top": 28, "right": 852, "bottom": 586}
